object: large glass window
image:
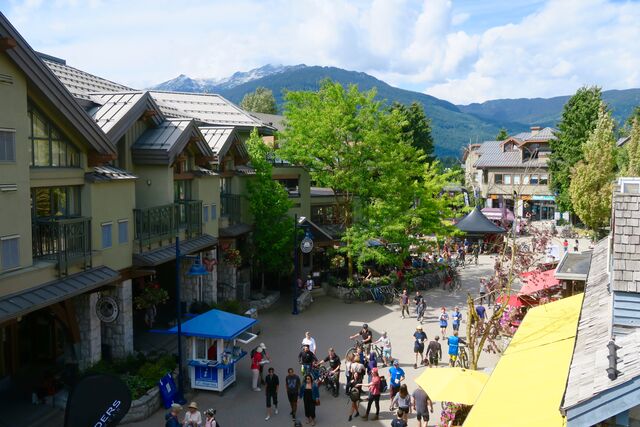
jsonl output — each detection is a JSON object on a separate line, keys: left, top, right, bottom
{"left": 31, "top": 186, "right": 81, "bottom": 218}
{"left": 28, "top": 106, "right": 80, "bottom": 167}
{"left": 174, "top": 180, "right": 192, "bottom": 201}
{"left": 513, "top": 174, "right": 521, "bottom": 185}
{"left": 101, "top": 223, "right": 113, "bottom": 249}
{"left": 530, "top": 175, "right": 539, "bottom": 185}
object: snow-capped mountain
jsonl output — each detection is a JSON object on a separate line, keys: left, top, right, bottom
{"left": 149, "top": 64, "right": 305, "bottom": 92}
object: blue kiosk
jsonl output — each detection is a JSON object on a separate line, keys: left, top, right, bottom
{"left": 164, "top": 309, "right": 258, "bottom": 392}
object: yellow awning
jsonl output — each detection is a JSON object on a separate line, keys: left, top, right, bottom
{"left": 415, "top": 367, "right": 489, "bottom": 405}
{"left": 463, "top": 293, "right": 583, "bottom": 427}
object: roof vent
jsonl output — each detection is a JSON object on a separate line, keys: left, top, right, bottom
{"left": 530, "top": 126, "right": 542, "bottom": 135}
{"left": 606, "top": 340, "right": 620, "bottom": 381}
{"left": 618, "top": 177, "right": 640, "bottom": 194}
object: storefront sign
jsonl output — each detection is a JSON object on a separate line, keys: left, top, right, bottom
{"left": 96, "top": 296, "right": 119, "bottom": 323}
{"left": 532, "top": 195, "right": 555, "bottom": 201}
{"left": 521, "top": 195, "right": 532, "bottom": 201}
{"left": 300, "top": 237, "right": 314, "bottom": 253}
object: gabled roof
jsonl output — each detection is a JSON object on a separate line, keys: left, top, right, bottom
{"left": 250, "top": 112, "right": 284, "bottom": 132}
{"left": 511, "top": 127, "right": 557, "bottom": 143}
{"left": 473, "top": 138, "right": 549, "bottom": 169}
{"left": 148, "top": 90, "right": 274, "bottom": 131}
{"left": 0, "top": 13, "right": 115, "bottom": 155}
{"left": 88, "top": 91, "right": 164, "bottom": 143}
{"left": 200, "top": 126, "right": 248, "bottom": 161}
{"left": 131, "top": 119, "right": 213, "bottom": 165}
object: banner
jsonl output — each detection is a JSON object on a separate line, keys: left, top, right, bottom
{"left": 65, "top": 374, "right": 132, "bottom": 427}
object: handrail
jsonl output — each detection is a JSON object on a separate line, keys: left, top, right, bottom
{"left": 133, "top": 201, "right": 203, "bottom": 251}
{"left": 32, "top": 216, "right": 92, "bottom": 276}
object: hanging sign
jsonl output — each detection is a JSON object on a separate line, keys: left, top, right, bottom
{"left": 96, "top": 296, "right": 119, "bottom": 323}
{"left": 300, "top": 237, "right": 314, "bottom": 254}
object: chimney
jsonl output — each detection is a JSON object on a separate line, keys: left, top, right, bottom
{"left": 530, "top": 126, "right": 542, "bottom": 135}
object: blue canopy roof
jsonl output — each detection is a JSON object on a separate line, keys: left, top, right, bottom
{"left": 163, "top": 309, "right": 257, "bottom": 340}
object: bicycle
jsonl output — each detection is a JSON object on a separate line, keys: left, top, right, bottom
{"left": 345, "top": 340, "right": 384, "bottom": 364}
{"left": 455, "top": 344, "right": 470, "bottom": 369}
{"left": 318, "top": 368, "right": 339, "bottom": 397}
{"left": 344, "top": 286, "right": 369, "bottom": 304}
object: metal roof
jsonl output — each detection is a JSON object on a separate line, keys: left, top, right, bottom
{"left": 133, "top": 234, "right": 218, "bottom": 267}
{"left": 0, "top": 13, "right": 115, "bottom": 155}
{"left": 88, "top": 91, "right": 165, "bottom": 142}
{"left": 511, "top": 127, "right": 557, "bottom": 142}
{"left": 85, "top": 165, "right": 138, "bottom": 183}
{"left": 200, "top": 126, "right": 237, "bottom": 158}
{"left": 249, "top": 112, "right": 284, "bottom": 132}
{"left": 219, "top": 223, "right": 252, "bottom": 238}
{"left": 0, "top": 266, "right": 120, "bottom": 323}
{"left": 148, "top": 91, "right": 272, "bottom": 129}
{"left": 310, "top": 187, "right": 336, "bottom": 197}
{"left": 132, "top": 119, "right": 212, "bottom": 165}
{"left": 41, "top": 56, "right": 132, "bottom": 100}
{"left": 555, "top": 251, "right": 593, "bottom": 281}
{"left": 474, "top": 149, "right": 548, "bottom": 169}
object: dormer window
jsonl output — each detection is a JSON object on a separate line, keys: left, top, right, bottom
{"left": 28, "top": 105, "right": 80, "bottom": 167}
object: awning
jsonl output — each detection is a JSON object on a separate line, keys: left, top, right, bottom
{"left": 157, "top": 308, "right": 257, "bottom": 340}
{"left": 0, "top": 266, "right": 120, "bottom": 323}
{"left": 454, "top": 206, "right": 506, "bottom": 235}
{"left": 300, "top": 218, "right": 335, "bottom": 243}
{"left": 133, "top": 234, "right": 218, "bottom": 267}
{"left": 519, "top": 269, "right": 561, "bottom": 295}
{"left": 464, "top": 293, "right": 584, "bottom": 427}
{"left": 415, "top": 367, "right": 489, "bottom": 405}
{"left": 481, "top": 207, "right": 515, "bottom": 222}
{"left": 219, "top": 223, "right": 252, "bottom": 238}
{"left": 496, "top": 294, "right": 537, "bottom": 308}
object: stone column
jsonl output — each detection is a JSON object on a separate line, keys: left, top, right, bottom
{"left": 74, "top": 292, "right": 101, "bottom": 370}
{"left": 101, "top": 280, "right": 134, "bottom": 359}
{"left": 202, "top": 249, "right": 217, "bottom": 304}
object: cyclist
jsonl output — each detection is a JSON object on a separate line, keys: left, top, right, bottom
{"left": 298, "top": 344, "right": 318, "bottom": 376}
{"left": 447, "top": 331, "right": 466, "bottom": 367}
{"left": 349, "top": 323, "right": 373, "bottom": 353}
{"left": 318, "top": 347, "right": 341, "bottom": 396}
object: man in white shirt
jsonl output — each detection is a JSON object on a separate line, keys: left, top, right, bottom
{"left": 301, "top": 331, "right": 317, "bottom": 355}
{"left": 306, "top": 275, "right": 314, "bottom": 302}
{"left": 374, "top": 331, "right": 392, "bottom": 367}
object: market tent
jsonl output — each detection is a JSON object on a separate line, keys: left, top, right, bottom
{"left": 464, "top": 293, "right": 584, "bottom": 427}
{"left": 161, "top": 309, "right": 257, "bottom": 340}
{"left": 481, "top": 207, "right": 514, "bottom": 222}
{"left": 519, "top": 269, "right": 560, "bottom": 295}
{"left": 454, "top": 207, "right": 506, "bottom": 235}
{"left": 415, "top": 367, "right": 489, "bottom": 405}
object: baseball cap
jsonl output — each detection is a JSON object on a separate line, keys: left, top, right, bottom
{"left": 393, "top": 360, "right": 399, "bottom": 366}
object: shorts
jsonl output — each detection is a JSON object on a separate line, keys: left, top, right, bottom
{"left": 452, "top": 323, "right": 460, "bottom": 331}
{"left": 429, "top": 355, "right": 438, "bottom": 365}
{"left": 390, "top": 384, "right": 400, "bottom": 399}
{"left": 416, "top": 410, "right": 429, "bottom": 421}
{"left": 266, "top": 391, "right": 278, "bottom": 407}
{"left": 440, "top": 322, "right": 447, "bottom": 328}
{"left": 414, "top": 343, "right": 424, "bottom": 353}
{"left": 383, "top": 349, "right": 392, "bottom": 359}
{"left": 398, "top": 406, "right": 410, "bottom": 414}
{"left": 287, "top": 391, "right": 298, "bottom": 403}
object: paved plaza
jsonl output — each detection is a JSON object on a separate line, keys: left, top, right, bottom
{"left": 131, "top": 254, "right": 503, "bottom": 427}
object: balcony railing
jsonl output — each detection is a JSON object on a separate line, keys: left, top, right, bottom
{"left": 133, "top": 200, "right": 202, "bottom": 251}
{"left": 32, "top": 217, "right": 92, "bottom": 276}
{"left": 220, "top": 193, "right": 242, "bottom": 225}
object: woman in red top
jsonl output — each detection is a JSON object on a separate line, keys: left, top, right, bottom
{"left": 359, "top": 367, "right": 381, "bottom": 421}
{"left": 251, "top": 345, "right": 264, "bottom": 391}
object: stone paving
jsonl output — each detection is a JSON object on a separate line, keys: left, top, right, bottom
{"left": 129, "top": 254, "right": 502, "bottom": 427}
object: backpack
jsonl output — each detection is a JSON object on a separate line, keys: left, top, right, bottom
{"left": 349, "top": 387, "right": 361, "bottom": 402}
{"left": 380, "top": 376, "right": 388, "bottom": 393}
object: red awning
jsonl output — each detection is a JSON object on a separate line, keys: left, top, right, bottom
{"left": 497, "top": 295, "right": 537, "bottom": 308}
{"left": 518, "top": 269, "right": 561, "bottom": 295}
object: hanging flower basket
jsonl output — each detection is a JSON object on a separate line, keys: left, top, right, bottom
{"left": 134, "top": 282, "right": 169, "bottom": 310}
{"left": 222, "top": 248, "right": 242, "bottom": 267}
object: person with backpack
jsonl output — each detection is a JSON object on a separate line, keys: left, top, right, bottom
{"left": 347, "top": 370, "right": 363, "bottom": 421}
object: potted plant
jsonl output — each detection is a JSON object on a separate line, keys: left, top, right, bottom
{"left": 134, "top": 282, "right": 169, "bottom": 329}
{"left": 222, "top": 248, "right": 242, "bottom": 267}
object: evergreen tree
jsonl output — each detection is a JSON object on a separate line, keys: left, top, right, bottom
{"left": 569, "top": 104, "right": 616, "bottom": 234}
{"left": 390, "top": 101, "right": 434, "bottom": 161}
{"left": 623, "top": 118, "right": 640, "bottom": 176}
{"left": 549, "top": 86, "right": 602, "bottom": 213}
{"left": 240, "top": 87, "right": 277, "bottom": 114}
{"left": 495, "top": 128, "right": 509, "bottom": 141}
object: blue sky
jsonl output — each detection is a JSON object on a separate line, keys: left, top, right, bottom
{"left": 2, "top": 0, "right": 639, "bottom": 104}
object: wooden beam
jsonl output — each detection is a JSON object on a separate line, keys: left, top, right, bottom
{"left": 87, "top": 150, "right": 117, "bottom": 167}
{"left": 0, "top": 37, "right": 17, "bottom": 51}
{"left": 61, "top": 301, "right": 81, "bottom": 345}
{"left": 142, "top": 109, "right": 157, "bottom": 119}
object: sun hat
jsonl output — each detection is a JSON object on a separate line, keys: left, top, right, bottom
{"left": 188, "top": 402, "right": 198, "bottom": 410}
{"left": 416, "top": 325, "right": 423, "bottom": 330}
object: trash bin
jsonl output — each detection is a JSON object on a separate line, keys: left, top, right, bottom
{"left": 158, "top": 373, "right": 178, "bottom": 409}
{"left": 244, "top": 307, "right": 261, "bottom": 335}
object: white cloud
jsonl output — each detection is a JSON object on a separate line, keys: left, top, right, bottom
{"left": 3, "top": 0, "right": 640, "bottom": 104}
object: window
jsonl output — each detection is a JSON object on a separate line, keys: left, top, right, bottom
{"left": 31, "top": 186, "right": 81, "bottom": 218}
{"left": 530, "top": 175, "right": 539, "bottom": 185}
{"left": 173, "top": 180, "right": 192, "bottom": 201}
{"left": 0, "top": 236, "right": 19, "bottom": 271}
{"left": 523, "top": 175, "right": 530, "bottom": 185}
{"left": 0, "top": 129, "right": 16, "bottom": 162}
{"left": 28, "top": 106, "right": 80, "bottom": 167}
{"left": 277, "top": 178, "right": 300, "bottom": 197}
{"left": 210, "top": 204, "right": 217, "bottom": 220}
{"left": 494, "top": 174, "right": 503, "bottom": 184}
{"left": 203, "top": 205, "right": 209, "bottom": 223}
{"left": 101, "top": 223, "right": 113, "bottom": 249}
{"left": 118, "top": 220, "right": 128, "bottom": 244}
{"left": 513, "top": 175, "right": 521, "bottom": 185}
{"left": 504, "top": 175, "right": 512, "bottom": 185}
{"left": 540, "top": 174, "right": 548, "bottom": 185}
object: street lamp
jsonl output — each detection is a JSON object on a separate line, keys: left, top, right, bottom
{"left": 292, "top": 215, "right": 313, "bottom": 315}
{"left": 174, "top": 235, "right": 210, "bottom": 404}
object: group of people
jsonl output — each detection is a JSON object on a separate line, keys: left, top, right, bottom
{"left": 164, "top": 402, "right": 219, "bottom": 427}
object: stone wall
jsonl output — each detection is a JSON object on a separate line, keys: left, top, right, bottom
{"left": 248, "top": 291, "right": 280, "bottom": 310}
{"left": 296, "top": 290, "right": 313, "bottom": 312}
{"left": 74, "top": 292, "right": 101, "bottom": 370}
{"left": 120, "top": 386, "right": 162, "bottom": 424}
{"left": 101, "top": 280, "right": 134, "bottom": 359}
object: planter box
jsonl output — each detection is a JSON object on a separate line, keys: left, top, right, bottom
{"left": 121, "top": 385, "right": 161, "bottom": 424}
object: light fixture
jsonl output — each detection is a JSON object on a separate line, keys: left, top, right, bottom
{"left": 298, "top": 216, "right": 306, "bottom": 225}
{"left": 186, "top": 259, "right": 209, "bottom": 277}
{"left": 146, "top": 179, "right": 152, "bottom": 186}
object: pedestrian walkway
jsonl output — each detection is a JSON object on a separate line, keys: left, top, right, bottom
{"left": 129, "top": 255, "right": 501, "bottom": 427}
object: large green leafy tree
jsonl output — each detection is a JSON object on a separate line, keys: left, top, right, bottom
{"left": 622, "top": 118, "right": 640, "bottom": 176}
{"left": 389, "top": 101, "right": 434, "bottom": 161}
{"left": 245, "top": 129, "right": 293, "bottom": 292}
{"left": 278, "top": 80, "right": 455, "bottom": 273}
{"left": 240, "top": 87, "right": 277, "bottom": 114}
{"left": 569, "top": 104, "right": 616, "bottom": 234}
{"left": 549, "top": 86, "right": 602, "bottom": 213}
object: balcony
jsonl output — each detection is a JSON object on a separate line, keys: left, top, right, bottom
{"left": 32, "top": 217, "right": 92, "bottom": 276}
{"left": 220, "top": 193, "right": 242, "bottom": 225}
{"left": 133, "top": 200, "right": 202, "bottom": 251}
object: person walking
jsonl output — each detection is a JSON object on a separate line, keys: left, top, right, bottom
{"left": 203, "top": 409, "right": 219, "bottom": 427}
{"left": 183, "top": 402, "right": 202, "bottom": 427}
{"left": 366, "top": 350, "right": 377, "bottom": 382}
{"left": 264, "top": 367, "right": 279, "bottom": 421}
{"left": 399, "top": 289, "right": 410, "bottom": 318}
{"left": 413, "top": 325, "right": 427, "bottom": 369}
{"left": 299, "top": 374, "right": 319, "bottom": 426}
{"left": 301, "top": 331, "right": 317, "bottom": 355}
{"left": 413, "top": 292, "right": 424, "bottom": 318}
{"left": 344, "top": 353, "right": 354, "bottom": 396}
{"left": 306, "top": 275, "right": 315, "bottom": 302}
{"left": 426, "top": 336, "right": 442, "bottom": 367}
{"left": 451, "top": 306, "right": 462, "bottom": 332}
{"left": 374, "top": 331, "right": 392, "bottom": 366}
{"left": 285, "top": 368, "right": 301, "bottom": 419}
{"left": 563, "top": 239, "right": 569, "bottom": 253}
{"left": 479, "top": 278, "right": 487, "bottom": 304}
{"left": 251, "top": 345, "right": 265, "bottom": 391}
{"left": 573, "top": 239, "right": 579, "bottom": 252}
{"left": 439, "top": 307, "right": 449, "bottom": 339}
{"left": 475, "top": 304, "right": 487, "bottom": 324}
{"left": 348, "top": 370, "right": 362, "bottom": 421}
{"left": 412, "top": 385, "right": 434, "bottom": 427}
{"left": 416, "top": 298, "right": 426, "bottom": 323}
{"left": 391, "top": 409, "right": 408, "bottom": 427}
{"left": 391, "top": 384, "right": 412, "bottom": 422}
{"left": 472, "top": 244, "right": 479, "bottom": 266}
{"left": 359, "top": 367, "right": 382, "bottom": 421}
{"left": 165, "top": 403, "right": 182, "bottom": 427}
{"left": 388, "top": 360, "right": 405, "bottom": 410}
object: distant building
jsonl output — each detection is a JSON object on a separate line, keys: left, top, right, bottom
{"left": 464, "top": 126, "right": 557, "bottom": 221}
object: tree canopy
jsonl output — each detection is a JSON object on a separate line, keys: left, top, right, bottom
{"left": 389, "top": 101, "right": 434, "bottom": 161}
{"left": 240, "top": 87, "right": 277, "bottom": 114}
{"left": 245, "top": 129, "right": 293, "bottom": 290}
{"left": 278, "top": 80, "right": 456, "bottom": 271}
{"left": 495, "top": 128, "right": 509, "bottom": 141}
{"left": 569, "top": 104, "right": 616, "bottom": 234}
{"left": 622, "top": 118, "right": 640, "bottom": 176}
{"left": 549, "top": 86, "right": 602, "bottom": 213}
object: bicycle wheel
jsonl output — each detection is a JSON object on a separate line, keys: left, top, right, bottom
{"left": 458, "top": 349, "right": 469, "bottom": 369}
{"left": 345, "top": 347, "right": 356, "bottom": 362}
